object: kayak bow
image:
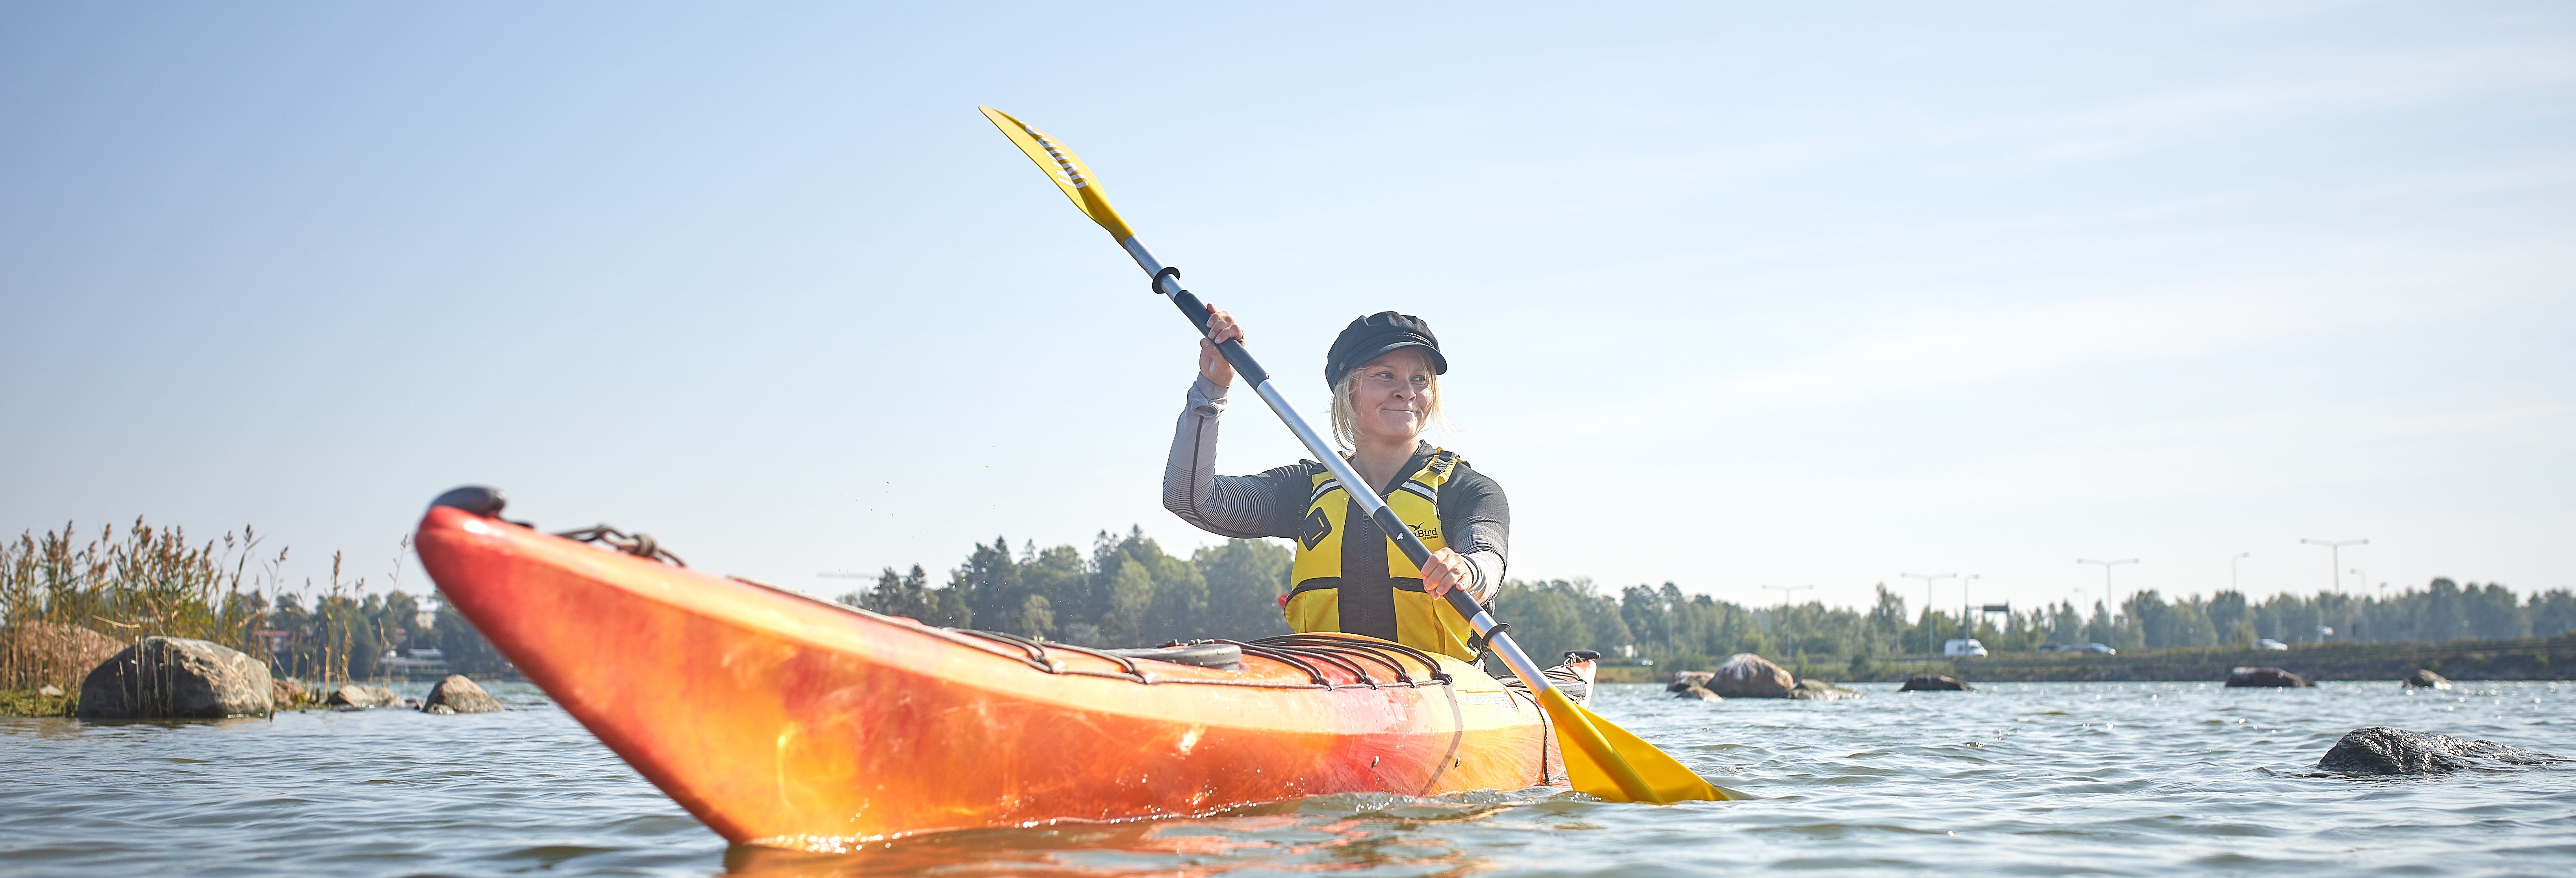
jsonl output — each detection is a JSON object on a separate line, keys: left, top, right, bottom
{"left": 414, "top": 499, "right": 1560, "bottom": 848}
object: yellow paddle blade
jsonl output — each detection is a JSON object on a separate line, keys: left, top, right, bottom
{"left": 1540, "top": 687, "right": 1730, "bottom": 803}
{"left": 979, "top": 106, "right": 1136, "bottom": 241}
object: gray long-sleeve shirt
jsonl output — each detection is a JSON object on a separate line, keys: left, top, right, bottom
{"left": 1162, "top": 375, "right": 1507, "bottom": 601}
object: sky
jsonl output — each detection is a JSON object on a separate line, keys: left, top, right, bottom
{"left": 4, "top": 2, "right": 2571, "bottom": 621}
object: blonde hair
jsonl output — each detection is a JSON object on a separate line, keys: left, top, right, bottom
{"left": 1329, "top": 350, "right": 1444, "bottom": 453}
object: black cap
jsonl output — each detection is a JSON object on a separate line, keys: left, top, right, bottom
{"left": 1325, "top": 311, "right": 1446, "bottom": 388}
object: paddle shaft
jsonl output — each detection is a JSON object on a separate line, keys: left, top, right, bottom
{"left": 1116, "top": 236, "right": 1558, "bottom": 693}
{"left": 1125, "top": 239, "right": 1670, "bottom": 804}
{"left": 980, "top": 105, "right": 1699, "bottom": 802}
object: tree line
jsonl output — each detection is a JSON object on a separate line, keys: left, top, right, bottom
{"left": 838, "top": 527, "right": 1294, "bottom": 647}
{"left": 225, "top": 583, "right": 510, "bottom": 679}
{"left": 1495, "top": 578, "right": 2576, "bottom": 671}
{"left": 16, "top": 518, "right": 2570, "bottom": 688}
{"left": 845, "top": 528, "right": 2576, "bottom": 672}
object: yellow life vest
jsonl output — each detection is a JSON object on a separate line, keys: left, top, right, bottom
{"left": 1282, "top": 449, "right": 1484, "bottom": 661}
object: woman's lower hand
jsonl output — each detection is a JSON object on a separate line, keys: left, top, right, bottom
{"left": 1421, "top": 548, "right": 1472, "bottom": 599}
{"left": 1198, "top": 306, "right": 1243, "bottom": 385}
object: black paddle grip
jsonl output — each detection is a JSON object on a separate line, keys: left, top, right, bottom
{"left": 1367, "top": 504, "right": 1433, "bottom": 568}
{"left": 1165, "top": 282, "right": 1270, "bottom": 385}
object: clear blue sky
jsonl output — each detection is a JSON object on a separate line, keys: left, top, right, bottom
{"left": 5, "top": 2, "right": 2570, "bottom": 618}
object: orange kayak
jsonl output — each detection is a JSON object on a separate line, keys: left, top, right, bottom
{"left": 414, "top": 500, "right": 1561, "bottom": 848}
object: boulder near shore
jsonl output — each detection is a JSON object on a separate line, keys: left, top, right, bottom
{"left": 271, "top": 677, "right": 308, "bottom": 708}
{"left": 1713, "top": 653, "right": 1796, "bottom": 698}
{"left": 1899, "top": 674, "right": 1973, "bottom": 692}
{"left": 422, "top": 675, "right": 503, "bottom": 713}
{"left": 1665, "top": 671, "right": 1723, "bottom": 700}
{"left": 1686, "top": 654, "right": 1860, "bottom": 700}
{"left": 2316, "top": 727, "right": 2559, "bottom": 774}
{"left": 2225, "top": 666, "right": 2313, "bottom": 687}
{"left": 2403, "top": 669, "right": 2453, "bottom": 690}
{"left": 75, "top": 636, "right": 273, "bottom": 719}
{"left": 324, "top": 684, "right": 402, "bottom": 708}
{"left": 1788, "top": 680, "right": 1860, "bottom": 700}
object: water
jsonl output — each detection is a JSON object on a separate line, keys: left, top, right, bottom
{"left": 4, "top": 680, "right": 2571, "bottom": 876}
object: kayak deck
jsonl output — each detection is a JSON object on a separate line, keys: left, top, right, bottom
{"left": 414, "top": 504, "right": 1559, "bottom": 847}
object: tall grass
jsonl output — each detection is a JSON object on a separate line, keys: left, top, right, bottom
{"left": 0, "top": 518, "right": 278, "bottom": 693}
{"left": 0, "top": 519, "right": 458, "bottom": 716}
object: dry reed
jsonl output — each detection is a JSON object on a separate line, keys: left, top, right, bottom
{"left": 0, "top": 518, "right": 291, "bottom": 713}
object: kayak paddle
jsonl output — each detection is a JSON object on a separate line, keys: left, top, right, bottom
{"left": 979, "top": 106, "right": 1730, "bottom": 804}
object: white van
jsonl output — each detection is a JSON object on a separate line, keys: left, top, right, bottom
{"left": 1943, "top": 639, "right": 1990, "bottom": 658}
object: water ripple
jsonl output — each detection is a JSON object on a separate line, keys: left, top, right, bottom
{"left": 3, "top": 680, "right": 2571, "bottom": 875}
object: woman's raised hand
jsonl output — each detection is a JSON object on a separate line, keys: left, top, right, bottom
{"left": 1198, "top": 305, "right": 1244, "bottom": 386}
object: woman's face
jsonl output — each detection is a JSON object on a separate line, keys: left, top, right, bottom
{"left": 1351, "top": 349, "right": 1435, "bottom": 445}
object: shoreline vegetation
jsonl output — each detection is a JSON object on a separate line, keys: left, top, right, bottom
{"left": 10, "top": 518, "right": 2572, "bottom": 717}
{"left": 1592, "top": 635, "right": 2576, "bottom": 684}
{"left": 1, "top": 519, "right": 509, "bottom": 717}
{"left": 839, "top": 527, "right": 2576, "bottom": 684}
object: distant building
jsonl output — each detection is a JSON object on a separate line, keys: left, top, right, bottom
{"left": 381, "top": 648, "right": 450, "bottom": 676}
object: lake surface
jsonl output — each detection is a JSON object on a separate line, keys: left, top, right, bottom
{"left": 4, "top": 679, "right": 2570, "bottom": 876}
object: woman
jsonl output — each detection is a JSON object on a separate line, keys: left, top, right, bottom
{"left": 1163, "top": 309, "right": 1509, "bottom": 663}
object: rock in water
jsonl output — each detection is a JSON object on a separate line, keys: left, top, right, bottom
{"left": 1899, "top": 674, "right": 1973, "bottom": 692}
{"left": 2316, "top": 727, "right": 2559, "bottom": 774}
{"left": 1712, "top": 653, "right": 1795, "bottom": 698}
{"left": 1787, "top": 680, "right": 1860, "bottom": 700}
{"left": 2403, "top": 669, "right": 2452, "bottom": 690}
{"left": 1672, "top": 684, "right": 1723, "bottom": 701}
{"left": 1665, "top": 671, "right": 1715, "bottom": 692}
{"left": 422, "top": 675, "right": 502, "bottom": 713}
{"left": 2225, "top": 666, "right": 2313, "bottom": 687}
{"left": 324, "top": 684, "right": 402, "bottom": 708}
{"left": 75, "top": 637, "right": 273, "bottom": 719}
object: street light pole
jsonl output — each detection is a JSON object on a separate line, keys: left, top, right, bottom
{"left": 2229, "top": 551, "right": 2250, "bottom": 593}
{"left": 2376, "top": 579, "right": 2388, "bottom": 641}
{"left": 1960, "top": 574, "right": 1981, "bottom": 640}
{"left": 2299, "top": 538, "right": 2367, "bottom": 595}
{"left": 2300, "top": 538, "right": 2367, "bottom": 640}
{"left": 2076, "top": 558, "right": 2138, "bottom": 616}
{"left": 1900, "top": 572, "right": 1957, "bottom": 655}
